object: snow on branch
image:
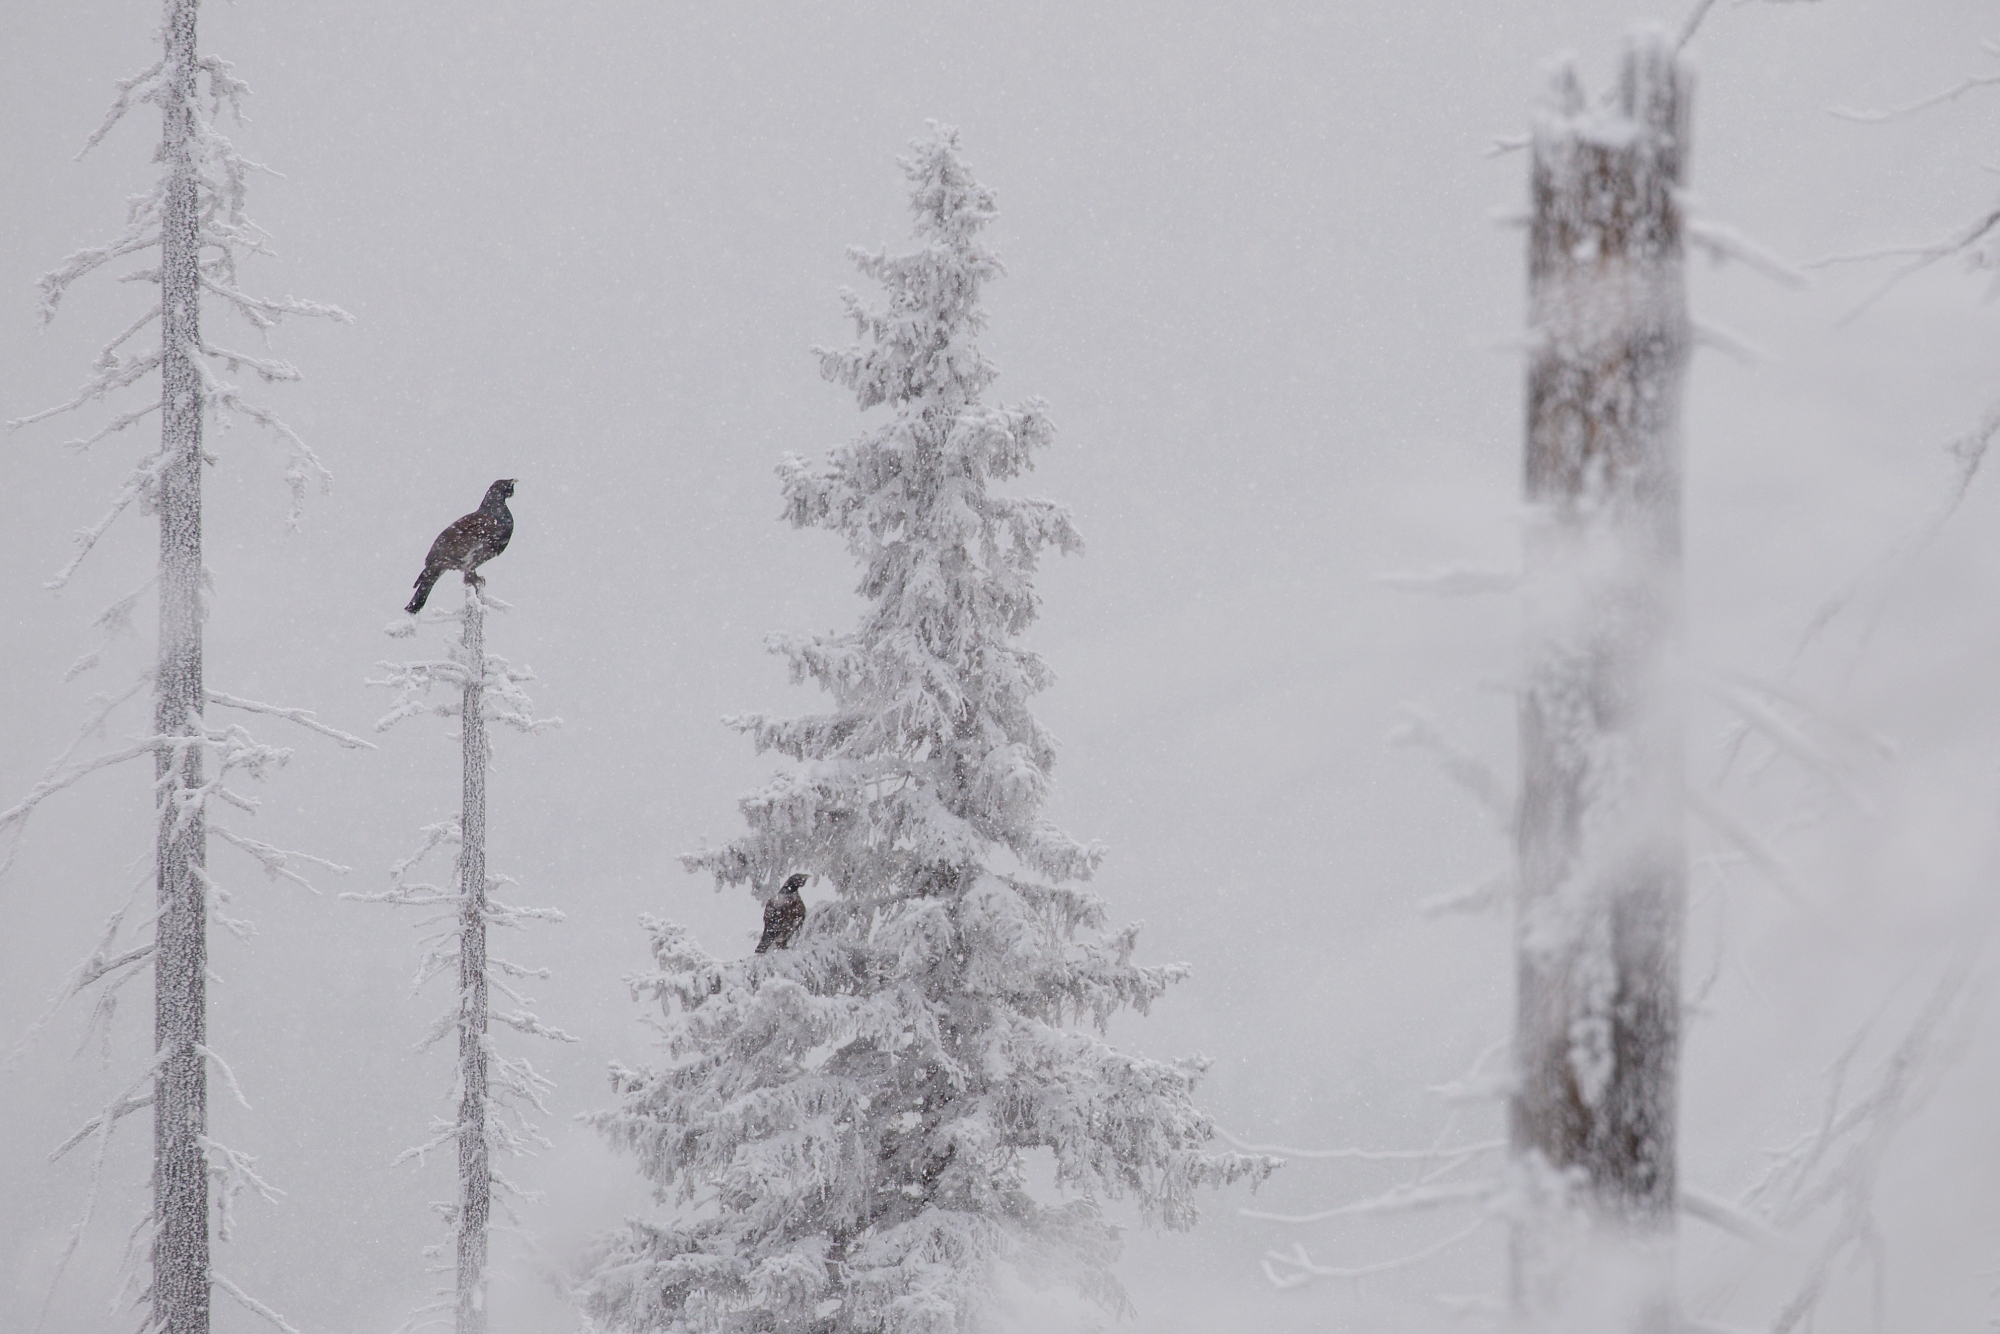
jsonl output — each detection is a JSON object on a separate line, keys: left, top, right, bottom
{"left": 212, "top": 827, "right": 350, "bottom": 894}
{"left": 1240, "top": 1178, "right": 1495, "bottom": 1225}
{"left": 12, "top": 34, "right": 350, "bottom": 576}
{"left": 1372, "top": 565, "right": 1519, "bottom": 596}
{"left": 1808, "top": 204, "right": 2000, "bottom": 321}
{"left": 30, "top": 1051, "right": 165, "bottom": 1333}
{"left": 213, "top": 1271, "right": 301, "bottom": 1334}
{"left": 63, "top": 587, "right": 153, "bottom": 682}
{"left": 1831, "top": 51, "right": 2000, "bottom": 124}
{"left": 1261, "top": 1219, "right": 1489, "bottom": 1290}
{"left": 207, "top": 689, "right": 374, "bottom": 748}
{"left": 40, "top": 448, "right": 172, "bottom": 591}
{"left": 1421, "top": 868, "right": 1513, "bottom": 918}
{"left": 0, "top": 677, "right": 150, "bottom": 879}
{"left": 1217, "top": 1127, "right": 1503, "bottom": 1166}
{"left": 1684, "top": 788, "right": 1825, "bottom": 921}
{"left": 1794, "top": 401, "right": 2000, "bottom": 670}
{"left": 1386, "top": 705, "right": 1512, "bottom": 827}
{"left": 1685, "top": 217, "right": 1810, "bottom": 288}
{"left": 0, "top": 740, "right": 158, "bottom": 838}
{"left": 1726, "top": 946, "right": 1986, "bottom": 1332}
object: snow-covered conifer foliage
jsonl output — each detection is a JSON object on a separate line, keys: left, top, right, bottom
{"left": 361, "top": 586, "right": 566, "bottom": 1334}
{"left": 579, "top": 126, "right": 1272, "bottom": 1334}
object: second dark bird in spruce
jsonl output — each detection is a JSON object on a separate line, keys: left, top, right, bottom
{"left": 756, "top": 873, "right": 809, "bottom": 953}
{"left": 405, "top": 478, "right": 516, "bottom": 613}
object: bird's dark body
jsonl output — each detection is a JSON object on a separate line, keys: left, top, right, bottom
{"left": 406, "top": 479, "right": 516, "bottom": 613}
{"left": 756, "top": 873, "right": 810, "bottom": 953}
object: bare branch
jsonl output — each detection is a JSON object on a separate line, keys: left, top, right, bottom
{"left": 207, "top": 689, "right": 374, "bottom": 749}
{"left": 44, "top": 449, "right": 172, "bottom": 590}
{"left": 1260, "top": 1219, "right": 1488, "bottom": 1289}
{"left": 212, "top": 1272, "right": 301, "bottom": 1334}
{"left": 0, "top": 741, "right": 158, "bottom": 837}
{"left": 1832, "top": 68, "right": 2000, "bottom": 124}
{"left": 1386, "top": 705, "right": 1512, "bottom": 826}
{"left": 1216, "top": 1126, "right": 1503, "bottom": 1165}
{"left": 1373, "top": 565, "right": 1519, "bottom": 596}
{"left": 1240, "top": 1178, "right": 1493, "bottom": 1225}
{"left": 1686, "top": 218, "right": 1810, "bottom": 288}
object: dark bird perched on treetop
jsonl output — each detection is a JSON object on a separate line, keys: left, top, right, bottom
{"left": 755, "top": 873, "right": 809, "bottom": 954}
{"left": 405, "top": 479, "right": 516, "bottom": 614}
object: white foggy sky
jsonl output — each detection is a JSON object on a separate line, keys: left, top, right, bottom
{"left": 3, "top": 2, "right": 1998, "bottom": 1330}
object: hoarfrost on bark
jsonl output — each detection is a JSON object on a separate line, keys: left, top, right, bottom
{"left": 358, "top": 582, "right": 567, "bottom": 1334}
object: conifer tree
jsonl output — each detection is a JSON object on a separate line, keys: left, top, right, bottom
{"left": 579, "top": 125, "right": 1271, "bottom": 1334}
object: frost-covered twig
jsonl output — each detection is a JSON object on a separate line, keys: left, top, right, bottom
{"left": 1217, "top": 1127, "right": 1502, "bottom": 1166}
{"left": 364, "top": 587, "right": 565, "bottom": 1329}
{"left": 1261, "top": 1219, "right": 1489, "bottom": 1289}
{"left": 1241, "top": 1178, "right": 1495, "bottom": 1225}
{"left": 213, "top": 1271, "right": 301, "bottom": 1334}
{"left": 1372, "top": 565, "right": 1519, "bottom": 596}
{"left": 1386, "top": 705, "right": 1511, "bottom": 827}
{"left": 207, "top": 689, "right": 374, "bottom": 748}
{"left": 1831, "top": 48, "right": 2000, "bottom": 124}
{"left": 1794, "top": 401, "right": 2000, "bottom": 675}
{"left": 1685, "top": 217, "right": 1810, "bottom": 288}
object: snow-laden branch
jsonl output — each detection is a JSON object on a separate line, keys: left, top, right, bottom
{"left": 42, "top": 448, "right": 172, "bottom": 591}
{"left": 0, "top": 741, "right": 158, "bottom": 836}
{"left": 1685, "top": 217, "right": 1810, "bottom": 288}
{"left": 207, "top": 689, "right": 373, "bottom": 748}
{"left": 1217, "top": 1127, "right": 1503, "bottom": 1165}
{"left": 212, "top": 825, "right": 349, "bottom": 893}
{"left": 1810, "top": 204, "right": 2000, "bottom": 322}
{"left": 1240, "top": 1178, "right": 1495, "bottom": 1225}
{"left": 31, "top": 1050, "right": 164, "bottom": 1334}
{"left": 196, "top": 1044, "right": 254, "bottom": 1112}
{"left": 213, "top": 1271, "right": 301, "bottom": 1334}
{"left": 1261, "top": 1219, "right": 1488, "bottom": 1289}
{"left": 1684, "top": 788, "right": 1823, "bottom": 919}
{"left": 1372, "top": 565, "right": 1519, "bottom": 596}
{"left": 1421, "top": 868, "right": 1512, "bottom": 918}
{"left": 1794, "top": 401, "right": 2000, "bottom": 671}
{"left": 1831, "top": 49, "right": 2000, "bottom": 124}
{"left": 1386, "top": 705, "right": 1512, "bottom": 827}
{"left": 0, "top": 676, "right": 151, "bottom": 880}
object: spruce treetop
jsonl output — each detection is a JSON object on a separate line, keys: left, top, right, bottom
{"left": 583, "top": 125, "right": 1271, "bottom": 1334}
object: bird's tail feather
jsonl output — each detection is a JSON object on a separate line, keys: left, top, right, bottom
{"left": 405, "top": 566, "right": 443, "bottom": 614}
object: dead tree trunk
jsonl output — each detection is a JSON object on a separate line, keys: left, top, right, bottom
{"left": 455, "top": 584, "right": 490, "bottom": 1334}
{"left": 1511, "top": 30, "right": 1690, "bottom": 1332}
{"left": 154, "top": 3, "right": 211, "bottom": 1332}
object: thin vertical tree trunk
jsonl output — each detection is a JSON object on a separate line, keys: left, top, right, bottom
{"left": 1511, "top": 31, "right": 1690, "bottom": 1332}
{"left": 154, "top": 3, "right": 210, "bottom": 1332}
{"left": 456, "top": 584, "right": 490, "bottom": 1334}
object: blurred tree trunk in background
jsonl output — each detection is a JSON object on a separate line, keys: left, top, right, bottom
{"left": 1512, "top": 29, "right": 1690, "bottom": 1333}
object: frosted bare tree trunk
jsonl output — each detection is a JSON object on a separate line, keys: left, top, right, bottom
{"left": 1511, "top": 31, "right": 1690, "bottom": 1332}
{"left": 154, "top": 3, "right": 211, "bottom": 1332}
{"left": 456, "top": 585, "right": 490, "bottom": 1334}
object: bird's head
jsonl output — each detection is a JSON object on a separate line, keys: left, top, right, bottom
{"left": 486, "top": 478, "right": 517, "bottom": 503}
{"left": 781, "top": 872, "right": 810, "bottom": 894}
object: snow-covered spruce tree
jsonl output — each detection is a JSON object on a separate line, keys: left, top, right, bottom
{"left": 579, "top": 126, "right": 1272, "bottom": 1334}
{"left": 359, "top": 583, "right": 567, "bottom": 1334}
{"left": 1512, "top": 32, "right": 1689, "bottom": 1333}
{"left": 1, "top": 3, "right": 352, "bottom": 1332}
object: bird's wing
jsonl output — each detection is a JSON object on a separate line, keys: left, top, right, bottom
{"left": 424, "top": 512, "right": 505, "bottom": 570}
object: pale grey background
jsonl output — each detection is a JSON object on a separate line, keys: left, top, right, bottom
{"left": 4, "top": 2, "right": 1998, "bottom": 1330}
